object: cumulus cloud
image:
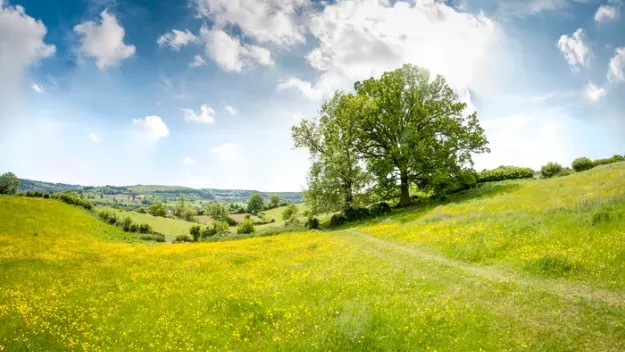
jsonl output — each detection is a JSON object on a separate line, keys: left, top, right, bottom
{"left": 278, "top": 0, "right": 499, "bottom": 106}
{"left": 607, "top": 47, "right": 625, "bottom": 83}
{"left": 583, "top": 82, "right": 607, "bottom": 102}
{"left": 194, "top": 0, "right": 307, "bottom": 46}
{"left": 557, "top": 28, "right": 589, "bottom": 71}
{"left": 223, "top": 102, "right": 236, "bottom": 115}
{"left": 200, "top": 27, "right": 273, "bottom": 72}
{"left": 157, "top": 29, "right": 197, "bottom": 50}
{"left": 189, "top": 55, "right": 206, "bottom": 68}
{"left": 31, "top": 82, "right": 43, "bottom": 93}
{"left": 595, "top": 5, "right": 619, "bottom": 23}
{"left": 74, "top": 10, "right": 136, "bottom": 70}
{"left": 183, "top": 156, "right": 196, "bottom": 164}
{"left": 182, "top": 104, "right": 216, "bottom": 124}
{"left": 132, "top": 115, "right": 169, "bottom": 141}
{"left": 0, "top": 4, "right": 55, "bottom": 105}
{"left": 89, "top": 133, "right": 101, "bottom": 143}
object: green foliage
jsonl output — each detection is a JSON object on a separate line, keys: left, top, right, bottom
{"left": 329, "top": 213, "right": 347, "bottom": 227}
{"left": 206, "top": 202, "right": 229, "bottom": 221}
{"left": 571, "top": 157, "right": 594, "bottom": 172}
{"left": 343, "top": 207, "right": 371, "bottom": 221}
{"left": 138, "top": 233, "right": 165, "bottom": 242}
{"left": 593, "top": 155, "right": 624, "bottom": 166}
{"left": 540, "top": 162, "right": 563, "bottom": 178}
{"left": 98, "top": 210, "right": 119, "bottom": 225}
{"left": 0, "top": 172, "right": 19, "bottom": 195}
{"left": 532, "top": 254, "right": 574, "bottom": 277}
{"left": 269, "top": 194, "right": 281, "bottom": 209}
{"left": 138, "top": 223, "right": 152, "bottom": 234}
{"left": 149, "top": 201, "right": 167, "bottom": 217}
{"left": 236, "top": 219, "right": 255, "bottom": 234}
{"left": 24, "top": 191, "right": 47, "bottom": 198}
{"left": 52, "top": 191, "right": 94, "bottom": 210}
{"left": 181, "top": 207, "right": 196, "bottom": 222}
{"left": 304, "top": 216, "right": 320, "bottom": 230}
{"left": 121, "top": 217, "right": 134, "bottom": 232}
{"left": 174, "top": 234, "right": 192, "bottom": 242}
{"left": 189, "top": 225, "right": 201, "bottom": 242}
{"left": 477, "top": 166, "right": 535, "bottom": 182}
{"left": 368, "top": 202, "right": 392, "bottom": 217}
{"left": 224, "top": 216, "right": 238, "bottom": 226}
{"left": 247, "top": 193, "right": 265, "bottom": 215}
{"left": 282, "top": 204, "right": 299, "bottom": 221}
{"left": 558, "top": 167, "right": 573, "bottom": 177}
{"left": 200, "top": 221, "right": 229, "bottom": 239}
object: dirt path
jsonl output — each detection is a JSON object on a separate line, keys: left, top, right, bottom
{"left": 343, "top": 228, "right": 625, "bottom": 307}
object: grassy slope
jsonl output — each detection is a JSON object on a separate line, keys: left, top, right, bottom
{"left": 0, "top": 164, "right": 624, "bottom": 351}
{"left": 98, "top": 207, "right": 195, "bottom": 241}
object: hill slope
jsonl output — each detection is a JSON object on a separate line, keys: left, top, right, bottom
{"left": 1, "top": 164, "right": 625, "bottom": 351}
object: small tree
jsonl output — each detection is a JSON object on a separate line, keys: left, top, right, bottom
{"left": 189, "top": 225, "right": 201, "bottom": 242}
{"left": 149, "top": 201, "right": 167, "bottom": 217}
{"left": 571, "top": 157, "right": 594, "bottom": 172}
{"left": 282, "top": 204, "right": 299, "bottom": 223}
{"left": 237, "top": 219, "right": 255, "bottom": 234}
{"left": 247, "top": 193, "right": 264, "bottom": 215}
{"left": 541, "top": 162, "right": 563, "bottom": 178}
{"left": 206, "top": 202, "right": 229, "bottom": 221}
{"left": 0, "top": 172, "right": 19, "bottom": 195}
{"left": 269, "top": 194, "right": 281, "bottom": 208}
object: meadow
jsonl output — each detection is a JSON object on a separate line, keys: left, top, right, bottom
{"left": 97, "top": 207, "right": 195, "bottom": 241}
{"left": 1, "top": 163, "right": 624, "bottom": 351}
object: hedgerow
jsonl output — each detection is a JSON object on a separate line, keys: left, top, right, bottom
{"left": 477, "top": 166, "right": 534, "bottom": 183}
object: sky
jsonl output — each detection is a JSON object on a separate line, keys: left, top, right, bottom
{"left": 0, "top": 0, "right": 624, "bottom": 192}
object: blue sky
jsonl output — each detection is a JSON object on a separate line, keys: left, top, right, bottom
{"left": 1, "top": 0, "right": 624, "bottom": 191}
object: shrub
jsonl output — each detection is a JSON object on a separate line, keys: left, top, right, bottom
{"left": 343, "top": 207, "right": 370, "bottom": 221}
{"left": 201, "top": 220, "right": 229, "bottom": 239}
{"left": 236, "top": 219, "right": 255, "bottom": 234}
{"left": 189, "top": 225, "right": 201, "bottom": 242}
{"left": 533, "top": 254, "right": 574, "bottom": 277}
{"left": 282, "top": 204, "right": 299, "bottom": 221}
{"left": 305, "top": 217, "right": 320, "bottom": 230}
{"left": 43, "top": 193, "right": 50, "bottom": 199}
{"left": 590, "top": 209, "right": 612, "bottom": 225}
{"left": 368, "top": 202, "right": 392, "bottom": 217}
{"left": 225, "top": 217, "right": 238, "bottom": 226}
{"left": 149, "top": 201, "right": 167, "bottom": 217}
{"left": 477, "top": 166, "right": 534, "bottom": 183}
{"left": 571, "top": 157, "right": 594, "bottom": 172}
{"left": 139, "top": 233, "right": 165, "bottom": 242}
{"left": 0, "top": 172, "right": 19, "bottom": 195}
{"left": 540, "top": 162, "right": 563, "bottom": 179}
{"left": 138, "top": 223, "right": 152, "bottom": 234}
{"left": 128, "top": 223, "right": 139, "bottom": 233}
{"left": 52, "top": 191, "right": 94, "bottom": 210}
{"left": 25, "top": 191, "right": 45, "bottom": 198}
{"left": 120, "top": 217, "right": 134, "bottom": 232}
{"left": 329, "top": 214, "right": 347, "bottom": 227}
{"left": 137, "top": 207, "right": 147, "bottom": 214}
{"left": 613, "top": 154, "right": 625, "bottom": 161}
{"left": 593, "top": 155, "right": 623, "bottom": 166}
{"left": 174, "top": 234, "right": 192, "bottom": 243}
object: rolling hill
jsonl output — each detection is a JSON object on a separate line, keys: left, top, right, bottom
{"left": 1, "top": 163, "right": 624, "bottom": 351}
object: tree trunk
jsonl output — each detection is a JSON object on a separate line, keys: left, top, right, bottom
{"left": 398, "top": 171, "right": 411, "bottom": 207}
{"left": 344, "top": 181, "right": 353, "bottom": 209}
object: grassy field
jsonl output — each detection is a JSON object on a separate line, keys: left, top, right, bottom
{"left": 1, "top": 163, "right": 625, "bottom": 351}
{"left": 97, "top": 207, "right": 196, "bottom": 241}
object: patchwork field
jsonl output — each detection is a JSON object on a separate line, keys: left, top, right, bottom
{"left": 1, "top": 163, "right": 624, "bottom": 351}
{"left": 97, "top": 207, "right": 195, "bottom": 241}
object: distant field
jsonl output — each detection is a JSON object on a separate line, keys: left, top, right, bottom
{"left": 98, "top": 207, "right": 196, "bottom": 241}
{"left": 1, "top": 163, "right": 625, "bottom": 351}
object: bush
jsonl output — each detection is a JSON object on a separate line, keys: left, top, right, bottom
{"left": 120, "top": 217, "right": 134, "bottom": 232}
{"left": 329, "top": 214, "right": 347, "bottom": 227}
{"left": 201, "top": 221, "right": 229, "bottom": 239}
{"left": 282, "top": 204, "right": 299, "bottom": 221}
{"left": 477, "top": 166, "right": 534, "bottom": 183}
{"left": 137, "top": 207, "right": 147, "bottom": 214}
{"left": 368, "top": 202, "right": 392, "bottom": 217}
{"left": 128, "top": 223, "right": 139, "bottom": 233}
{"left": 0, "top": 172, "right": 19, "bottom": 195}
{"left": 201, "top": 226, "right": 217, "bottom": 238}
{"left": 149, "top": 201, "right": 167, "bottom": 217}
{"left": 189, "top": 225, "right": 201, "bottom": 242}
{"left": 139, "top": 233, "right": 165, "bottom": 242}
{"left": 593, "top": 155, "right": 624, "bottom": 167}
{"left": 138, "top": 223, "right": 152, "bottom": 234}
{"left": 225, "top": 217, "right": 238, "bottom": 226}
{"left": 52, "top": 191, "right": 94, "bottom": 210}
{"left": 343, "top": 207, "right": 370, "bottom": 221}
{"left": 558, "top": 167, "right": 573, "bottom": 177}
{"left": 305, "top": 217, "right": 320, "bottom": 230}
{"left": 43, "top": 193, "right": 50, "bottom": 199}
{"left": 571, "top": 157, "right": 594, "bottom": 172}
{"left": 540, "top": 162, "right": 563, "bottom": 179}
{"left": 174, "top": 234, "right": 192, "bottom": 243}
{"left": 236, "top": 219, "right": 255, "bottom": 234}
{"left": 25, "top": 191, "right": 45, "bottom": 198}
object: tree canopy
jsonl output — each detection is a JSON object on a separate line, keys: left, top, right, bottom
{"left": 246, "top": 193, "right": 264, "bottom": 214}
{"left": 292, "top": 64, "right": 489, "bottom": 209}
{"left": 0, "top": 172, "right": 19, "bottom": 195}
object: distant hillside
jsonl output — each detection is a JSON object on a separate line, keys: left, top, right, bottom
{"left": 18, "top": 179, "right": 302, "bottom": 204}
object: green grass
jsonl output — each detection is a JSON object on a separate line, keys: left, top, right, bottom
{"left": 97, "top": 207, "right": 196, "bottom": 241}
{"left": 0, "top": 163, "right": 624, "bottom": 351}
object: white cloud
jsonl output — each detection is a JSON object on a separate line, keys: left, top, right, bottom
{"left": 31, "top": 82, "right": 43, "bottom": 93}
{"left": 0, "top": 4, "right": 55, "bottom": 103}
{"left": 183, "top": 156, "right": 196, "bottom": 164}
{"left": 194, "top": 0, "right": 307, "bottom": 46}
{"left": 595, "top": 5, "right": 619, "bottom": 23}
{"left": 189, "top": 55, "right": 206, "bottom": 68}
{"left": 583, "top": 81, "right": 607, "bottom": 102}
{"left": 200, "top": 27, "right": 274, "bottom": 72}
{"left": 157, "top": 29, "right": 197, "bottom": 50}
{"left": 608, "top": 47, "right": 625, "bottom": 83}
{"left": 132, "top": 115, "right": 169, "bottom": 141}
{"left": 279, "top": 0, "right": 499, "bottom": 104}
{"left": 182, "top": 104, "right": 216, "bottom": 124}
{"left": 557, "top": 28, "right": 589, "bottom": 71}
{"left": 74, "top": 10, "right": 136, "bottom": 70}
{"left": 210, "top": 142, "right": 245, "bottom": 165}
{"left": 89, "top": 133, "right": 101, "bottom": 143}
{"left": 277, "top": 77, "right": 322, "bottom": 100}
{"left": 223, "top": 102, "right": 237, "bottom": 115}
